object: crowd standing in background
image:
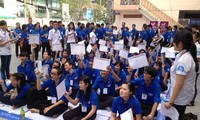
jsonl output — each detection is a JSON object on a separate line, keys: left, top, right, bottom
{"left": 0, "top": 18, "right": 200, "bottom": 120}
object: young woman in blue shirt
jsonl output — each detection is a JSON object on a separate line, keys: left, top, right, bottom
{"left": 111, "top": 82, "right": 142, "bottom": 120}
{"left": 63, "top": 75, "right": 98, "bottom": 120}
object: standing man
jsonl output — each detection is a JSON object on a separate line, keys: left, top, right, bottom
{"left": 48, "top": 21, "right": 62, "bottom": 60}
{"left": 27, "top": 18, "right": 34, "bottom": 34}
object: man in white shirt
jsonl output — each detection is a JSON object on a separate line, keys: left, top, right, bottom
{"left": 90, "top": 28, "right": 97, "bottom": 44}
{"left": 48, "top": 21, "right": 62, "bottom": 60}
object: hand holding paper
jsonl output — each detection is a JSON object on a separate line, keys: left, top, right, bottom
{"left": 128, "top": 53, "right": 148, "bottom": 69}
{"left": 92, "top": 57, "right": 111, "bottom": 71}
{"left": 56, "top": 80, "right": 67, "bottom": 100}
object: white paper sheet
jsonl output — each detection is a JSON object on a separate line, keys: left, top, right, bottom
{"left": 78, "top": 40, "right": 85, "bottom": 44}
{"left": 129, "top": 47, "right": 139, "bottom": 53}
{"left": 160, "top": 102, "right": 179, "bottom": 120}
{"left": 29, "top": 34, "right": 40, "bottom": 44}
{"left": 42, "top": 65, "right": 49, "bottom": 76}
{"left": 115, "top": 40, "right": 124, "bottom": 45}
{"left": 138, "top": 44, "right": 146, "bottom": 50}
{"left": 99, "top": 39, "right": 106, "bottom": 45}
{"left": 56, "top": 80, "right": 66, "bottom": 100}
{"left": 120, "top": 108, "right": 133, "bottom": 120}
{"left": 70, "top": 44, "right": 86, "bottom": 55}
{"left": 52, "top": 44, "right": 63, "bottom": 51}
{"left": 87, "top": 44, "right": 93, "bottom": 53}
{"left": 128, "top": 53, "right": 148, "bottom": 69}
{"left": 95, "top": 49, "right": 101, "bottom": 58}
{"left": 99, "top": 45, "right": 108, "bottom": 52}
{"left": 92, "top": 57, "right": 110, "bottom": 71}
{"left": 165, "top": 51, "right": 175, "bottom": 58}
{"left": 37, "top": 60, "right": 42, "bottom": 73}
{"left": 114, "top": 44, "right": 124, "bottom": 50}
{"left": 113, "top": 30, "right": 118, "bottom": 35}
{"left": 119, "top": 49, "right": 128, "bottom": 59}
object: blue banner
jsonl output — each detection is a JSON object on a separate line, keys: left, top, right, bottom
{"left": 0, "top": 109, "right": 32, "bottom": 120}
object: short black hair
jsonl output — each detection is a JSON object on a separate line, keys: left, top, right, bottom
{"left": 114, "top": 60, "right": 124, "bottom": 71}
{"left": 53, "top": 21, "right": 58, "bottom": 24}
{"left": 52, "top": 67, "right": 62, "bottom": 75}
{"left": 22, "top": 24, "right": 27, "bottom": 31}
{"left": 144, "top": 66, "right": 158, "bottom": 78}
{"left": 20, "top": 52, "right": 28, "bottom": 57}
{"left": 0, "top": 20, "right": 7, "bottom": 26}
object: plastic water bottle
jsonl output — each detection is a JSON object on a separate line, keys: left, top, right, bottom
{"left": 20, "top": 108, "right": 25, "bottom": 120}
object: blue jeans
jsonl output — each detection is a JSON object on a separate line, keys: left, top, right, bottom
{"left": 0, "top": 55, "right": 11, "bottom": 79}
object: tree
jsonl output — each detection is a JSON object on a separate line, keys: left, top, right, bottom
{"left": 59, "top": 0, "right": 92, "bottom": 21}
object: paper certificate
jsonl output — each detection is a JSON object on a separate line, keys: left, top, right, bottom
{"left": 160, "top": 102, "right": 179, "bottom": 120}
{"left": 99, "top": 45, "right": 108, "bottom": 52}
{"left": 119, "top": 49, "right": 128, "bottom": 59}
{"left": 56, "top": 80, "right": 67, "bottom": 100}
{"left": 115, "top": 40, "right": 124, "bottom": 45}
{"left": 130, "top": 47, "right": 139, "bottom": 53}
{"left": 114, "top": 44, "right": 124, "bottom": 50}
{"left": 137, "top": 44, "right": 146, "bottom": 50}
{"left": 120, "top": 108, "right": 133, "bottom": 120}
{"left": 92, "top": 57, "right": 110, "bottom": 71}
{"left": 128, "top": 53, "right": 148, "bottom": 69}
{"left": 70, "top": 44, "right": 86, "bottom": 55}
{"left": 99, "top": 39, "right": 106, "bottom": 45}
{"left": 52, "top": 44, "right": 62, "bottom": 51}
{"left": 29, "top": 34, "right": 39, "bottom": 44}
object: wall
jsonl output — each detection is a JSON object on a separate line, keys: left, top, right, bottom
{"left": 113, "top": 11, "right": 150, "bottom": 31}
{"left": 148, "top": 0, "right": 200, "bottom": 21}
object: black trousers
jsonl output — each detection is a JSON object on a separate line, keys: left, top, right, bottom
{"left": 139, "top": 101, "right": 157, "bottom": 117}
{"left": 98, "top": 94, "right": 113, "bottom": 109}
{"left": 34, "top": 45, "right": 40, "bottom": 60}
{"left": 166, "top": 104, "right": 186, "bottom": 120}
{"left": 0, "top": 95, "right": 27, "bottom": 108}
{"left": 15, "top": 41, "right": 21, "bottom": 57}
{"left": 0, "top": 55, "right": 11, "bottom": 79}
{"left": 41, "top": 42, "right": 51, "bottom": 57}
{"left": 63, "top": 105, "right": 96, "bottom": 120}
{"left": 21, "top": 43, "right": 31, "bottom": 56}
{"left": 33, "top": 100, "right": 68, "bottom": 117}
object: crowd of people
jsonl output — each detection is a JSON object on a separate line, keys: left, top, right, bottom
{"left": 0, "top": 18, "right": 199, "bottom": 120}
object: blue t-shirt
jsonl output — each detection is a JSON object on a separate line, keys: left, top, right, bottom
{"left": 6, "top": 83, "right": 30, "bottom": 99}
{"left": 92, "top": 74, "right": 116, "bottom": 96}
{"left": 112, "top": 96, "right": 142, "bottom": 116}
{"left": 27, "top": 23, "right": 34, "bottom": 33}
{"left": 83, "top": 67, "right": 100, "bottom": 84}
{"left": 140, "top": 30, "right": 148, "bottom": 41}
{"left": 40, "top": 29, "right": 49, "bottom": 43}
{"left": 131, "top": 78, "right": 161, "bottom": 104}
{"left": 17, "top": 60, "right": 36, "bottom": 81}
{"left": 76, "top": 90, "right": 99, "bottom": 112}
{"left": 21, "top": 31, "right": 29, "bottom": 43}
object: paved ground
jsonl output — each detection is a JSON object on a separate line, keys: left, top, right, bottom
{"left": 4, "top": 44, "right": 200, "bottom": 119}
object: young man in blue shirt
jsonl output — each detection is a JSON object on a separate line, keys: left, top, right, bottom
{"left": 29, "top": 67, "right": 68, "bottom": 117}
{"left": 17, "top": 45, "right": 37, "bottom": 87}
{"left": 27, "top": 17, "right": 34, "bottom": 34}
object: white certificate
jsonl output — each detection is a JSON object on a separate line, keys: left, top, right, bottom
{"left": 99, "top": 45, "right": 108, "bottom": 52}
{"left": 29, "top": 34, "right": 39, "bottom": 44}
{"left": 56, "top": 80, "right": 66, "bottom": 100}
{"left": 119, "top": 49, "right": 128, "bottom": 59}
{"left": 42, "top": 65, "right": 49, "bottom": 76}
{"left": 160, "top": 102, "right": 179, "bottom": 120}
{"left": 128, "top": 53, "right": 148, "bottom": 69}
{"left": 165, "top": 51, "right": 175, "bottom": 58}
{"left": 114, "top": 44, "right": 124, "bottom": 50}
{"left": 92, "top": 57, "right": 110, "bottom": 71}
{"left": 115, "top": 40, "right": 124, "bottom": 45}
{"left": 120, "top": 108, "right": 133, "bottom": 120}
{"left": 78, "top": 40, "right": 85, "bottom": 44}
{"left": 70, "top": 44, "right": 86, "bottom": 55}
{"left": 161, "top": 47, "right": 168, "bottom": 53}
{"left": 113, "top": 30, "right": 118, "bottom": 35}
{"left": 99, "top": 39, "right": 106, "bottom": 45}
{"left": 52, "top": 44, "right": 62, "bottom": 51}
{"left": 130, "top": 47, "right": 139, "bottom": 53}
{"left": 87, "top": 44, "right": 93, "bottom": 53}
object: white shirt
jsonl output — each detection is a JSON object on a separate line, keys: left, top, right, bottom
{"left": 0, "top": 29, "right": 11, "bottom": 55}
{"left": 170, "top": 50, "right": 196, "bottom": 105}
{"left": 48, "top": 29, "right": 62, "bottom": 45}
{"left": 65, "top": 29, "right": 77, "bottom": 43}
{"left": 90, "top": 31, "right": 97, "bottom": 44}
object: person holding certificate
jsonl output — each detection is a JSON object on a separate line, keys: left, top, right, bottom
{"left": 63, "top": 76, "right": 98, "bottom": 120}
{"left": 164, "top": 29, "right": 199, "bottom": 120}
{"left": 29, "top": 67, "right": 68, "bottom": 117}
{"left": 21, "top": 24, "right": 31, "bottom": 56}
{"left": 110, "top": 82, "right": 142, "bottom": 120}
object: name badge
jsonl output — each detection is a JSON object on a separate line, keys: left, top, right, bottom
{"left": 103, "top": 88, "right": 108, "bottom": 94}
{"left": 97, "top": 89, "right": 101, "bottom": 95}
{"left": 81, "top": 105, "right": 87, "bottom": 112}
{"left": 70, "top": 80, "right": 73, "bottom": 86}
{"left": 51, "top": 97, "right": 57, "bottom": 104}
{"left": 142, "top": 93, "right": 147, "bottom": 100}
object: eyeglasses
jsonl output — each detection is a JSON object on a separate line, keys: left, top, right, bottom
{"left": 50, "top": 73, "right": 58, "bottom": 76}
